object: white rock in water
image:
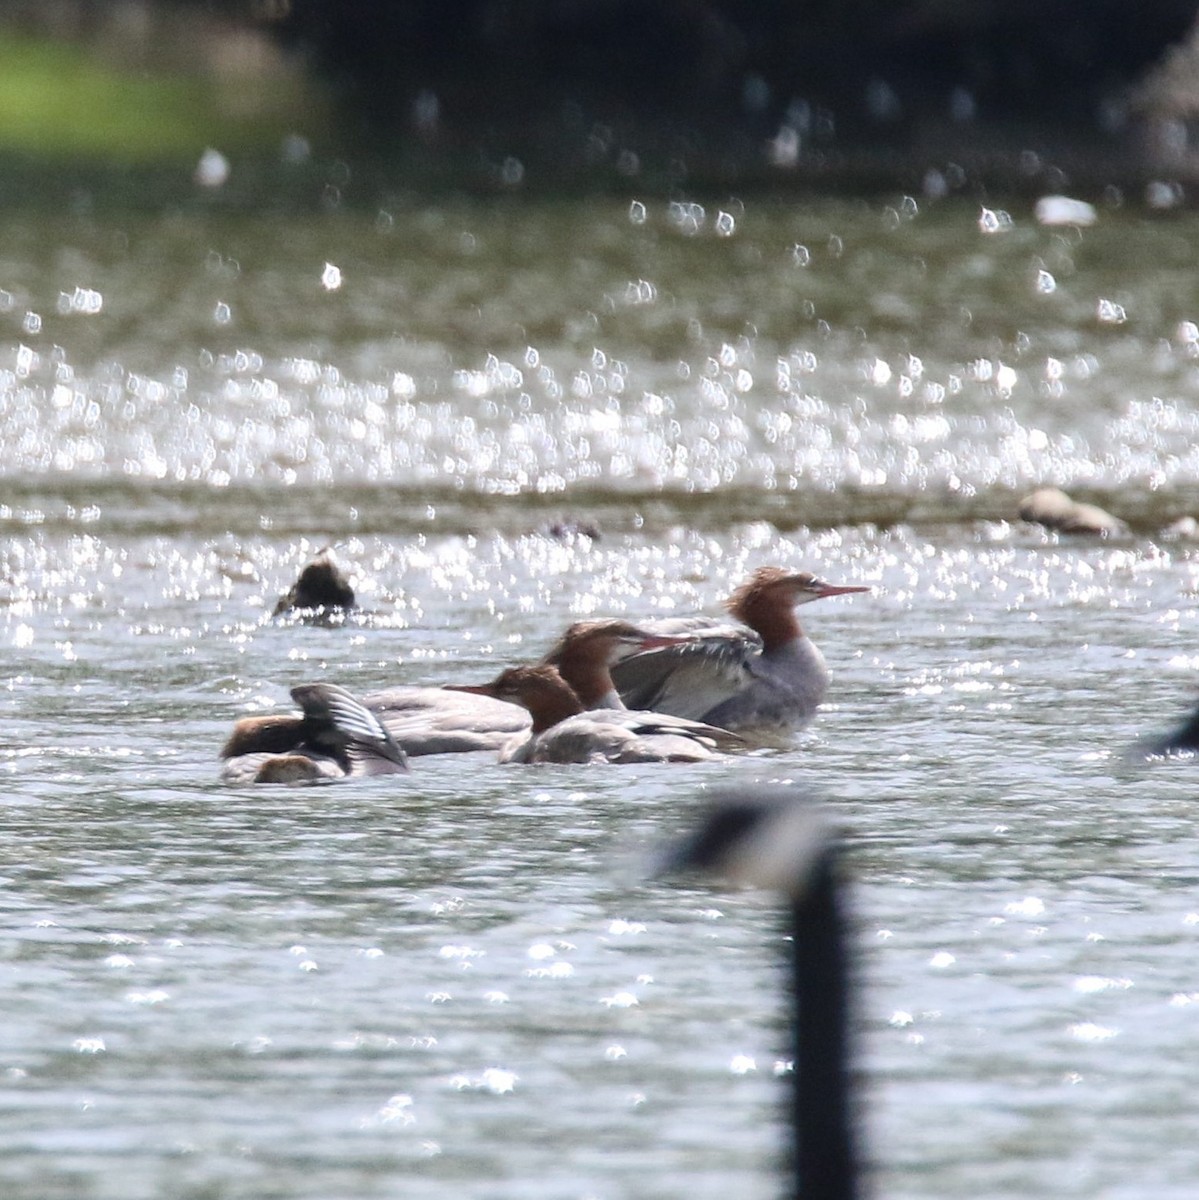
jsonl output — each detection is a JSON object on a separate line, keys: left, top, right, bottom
{"left": 1018, "top": 487, "right": 1126, "bottom": 536}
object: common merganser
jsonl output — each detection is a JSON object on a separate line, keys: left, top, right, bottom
{"left": 609, "top": 567, "right": 869, "bottom": 740}
{"left": 454, "top": 664, "right": 744, "bottom": 763}
{"left": 661, "top": 786, "right": 861, "bottom": 1199}
{"left": 541, "top": 618, "right": 692, "bottom": 710}
{"left": 364, "top": 685, "right": 532, "bottom": 755}
{"left": 222, "top": 679, "right": 530, "bottom": 761}
{"left": 220, "top": 683, "right": 409, "bottom": 784}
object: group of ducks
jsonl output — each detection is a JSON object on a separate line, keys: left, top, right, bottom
{"left": 230, "top": 546, "right": 1199, "bottom": 785}
{"left": 225, "top": 548, "right": 1199, "bottom": 1198}
{"left": 221, "top": 561, "right": 870, "bottom": 784}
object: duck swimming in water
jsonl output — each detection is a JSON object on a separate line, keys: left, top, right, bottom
{"left": 454, "top": 663, "right": 744, "bottom": 763}
{"left": 221, "top": 678, "right": 530, "bottom": 761}
{"left": 220, "top": 683, "right": 409, "bottom": 784}
{"left": 272, "top": 548, "right": 356, "bottom": 619}
{"left": 610, "top": 567, "right": 869, "bottom": 740}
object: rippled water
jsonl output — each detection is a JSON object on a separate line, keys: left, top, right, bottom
{"left": 3, "top": 191, "right": 1199, "bottom": 1198}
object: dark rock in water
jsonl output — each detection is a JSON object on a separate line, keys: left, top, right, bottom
{"left": 546, "top": 517, "right": 602, "bottom": 541}
{"left": 273, "top": 550, "right": 356, "bottom": 616}
{"left": 1018, "top": 487, "right": 1127, "bottom": 536}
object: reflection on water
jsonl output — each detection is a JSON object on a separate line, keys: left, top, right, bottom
{"left": 2, "top": 192, "right": 1199, "bottom": 1198}
{"left": 5, "top": 198, "right": 1199, "bottom": 524}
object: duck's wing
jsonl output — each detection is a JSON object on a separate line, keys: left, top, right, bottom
{"left": 616, "top": 708, "right": 746, "bottom": 751}
{"left": 291, "top": 683, "right": 409, "bottom": 775}
{"left": 625, "top": 616, "right": 746, "bottom": 637}
{"left": 609, "top": 625, "right": 761, "bottom": 719}
{"left": 365, "top": 686, "right": 532, "bottom": 755}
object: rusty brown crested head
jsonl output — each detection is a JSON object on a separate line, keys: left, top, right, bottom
{"left": 453, "top": 664, "right": 585, "bottom": 732}
{"left": 726, "top": 567, "right": 869, "bottom": 647}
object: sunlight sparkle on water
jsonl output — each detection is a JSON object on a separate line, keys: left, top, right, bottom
{"left": 1069, "top": 1023, "right": 1118, "bottom": 1042}
{"left": 57, "top": 287, "right": 103, "bottom": 316}
{"left": 1073, "top": 976, "right": 1133, "bottom": 994}
{"left": 451, "top": 1068, "right": 518, "bottom": 1094}
{"left": 978, "top": 206, "right": 1013, "bottom": 234}
{"left": 1097, "top": 298, "right": 1127, "bottom": 324}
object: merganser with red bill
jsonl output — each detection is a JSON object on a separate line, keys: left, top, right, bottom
{"left": 541, "top": 618, "right": 698, "bottom": 710}
{"left": 609, "top": 567, "right": 869, "bottom": 740}
{"left": 220, "top": 683, "right": 409, "bottom": 784}
{"left": 453, "top": 664, "right": 745, "bottom": 763}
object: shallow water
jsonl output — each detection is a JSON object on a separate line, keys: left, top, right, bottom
{"left": 2, "top": 190, "right": 1199, "bottom": 1198}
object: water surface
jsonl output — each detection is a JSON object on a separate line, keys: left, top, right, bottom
{"left": 2, "top": 190, "right": 1199, "bottom": 1198}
